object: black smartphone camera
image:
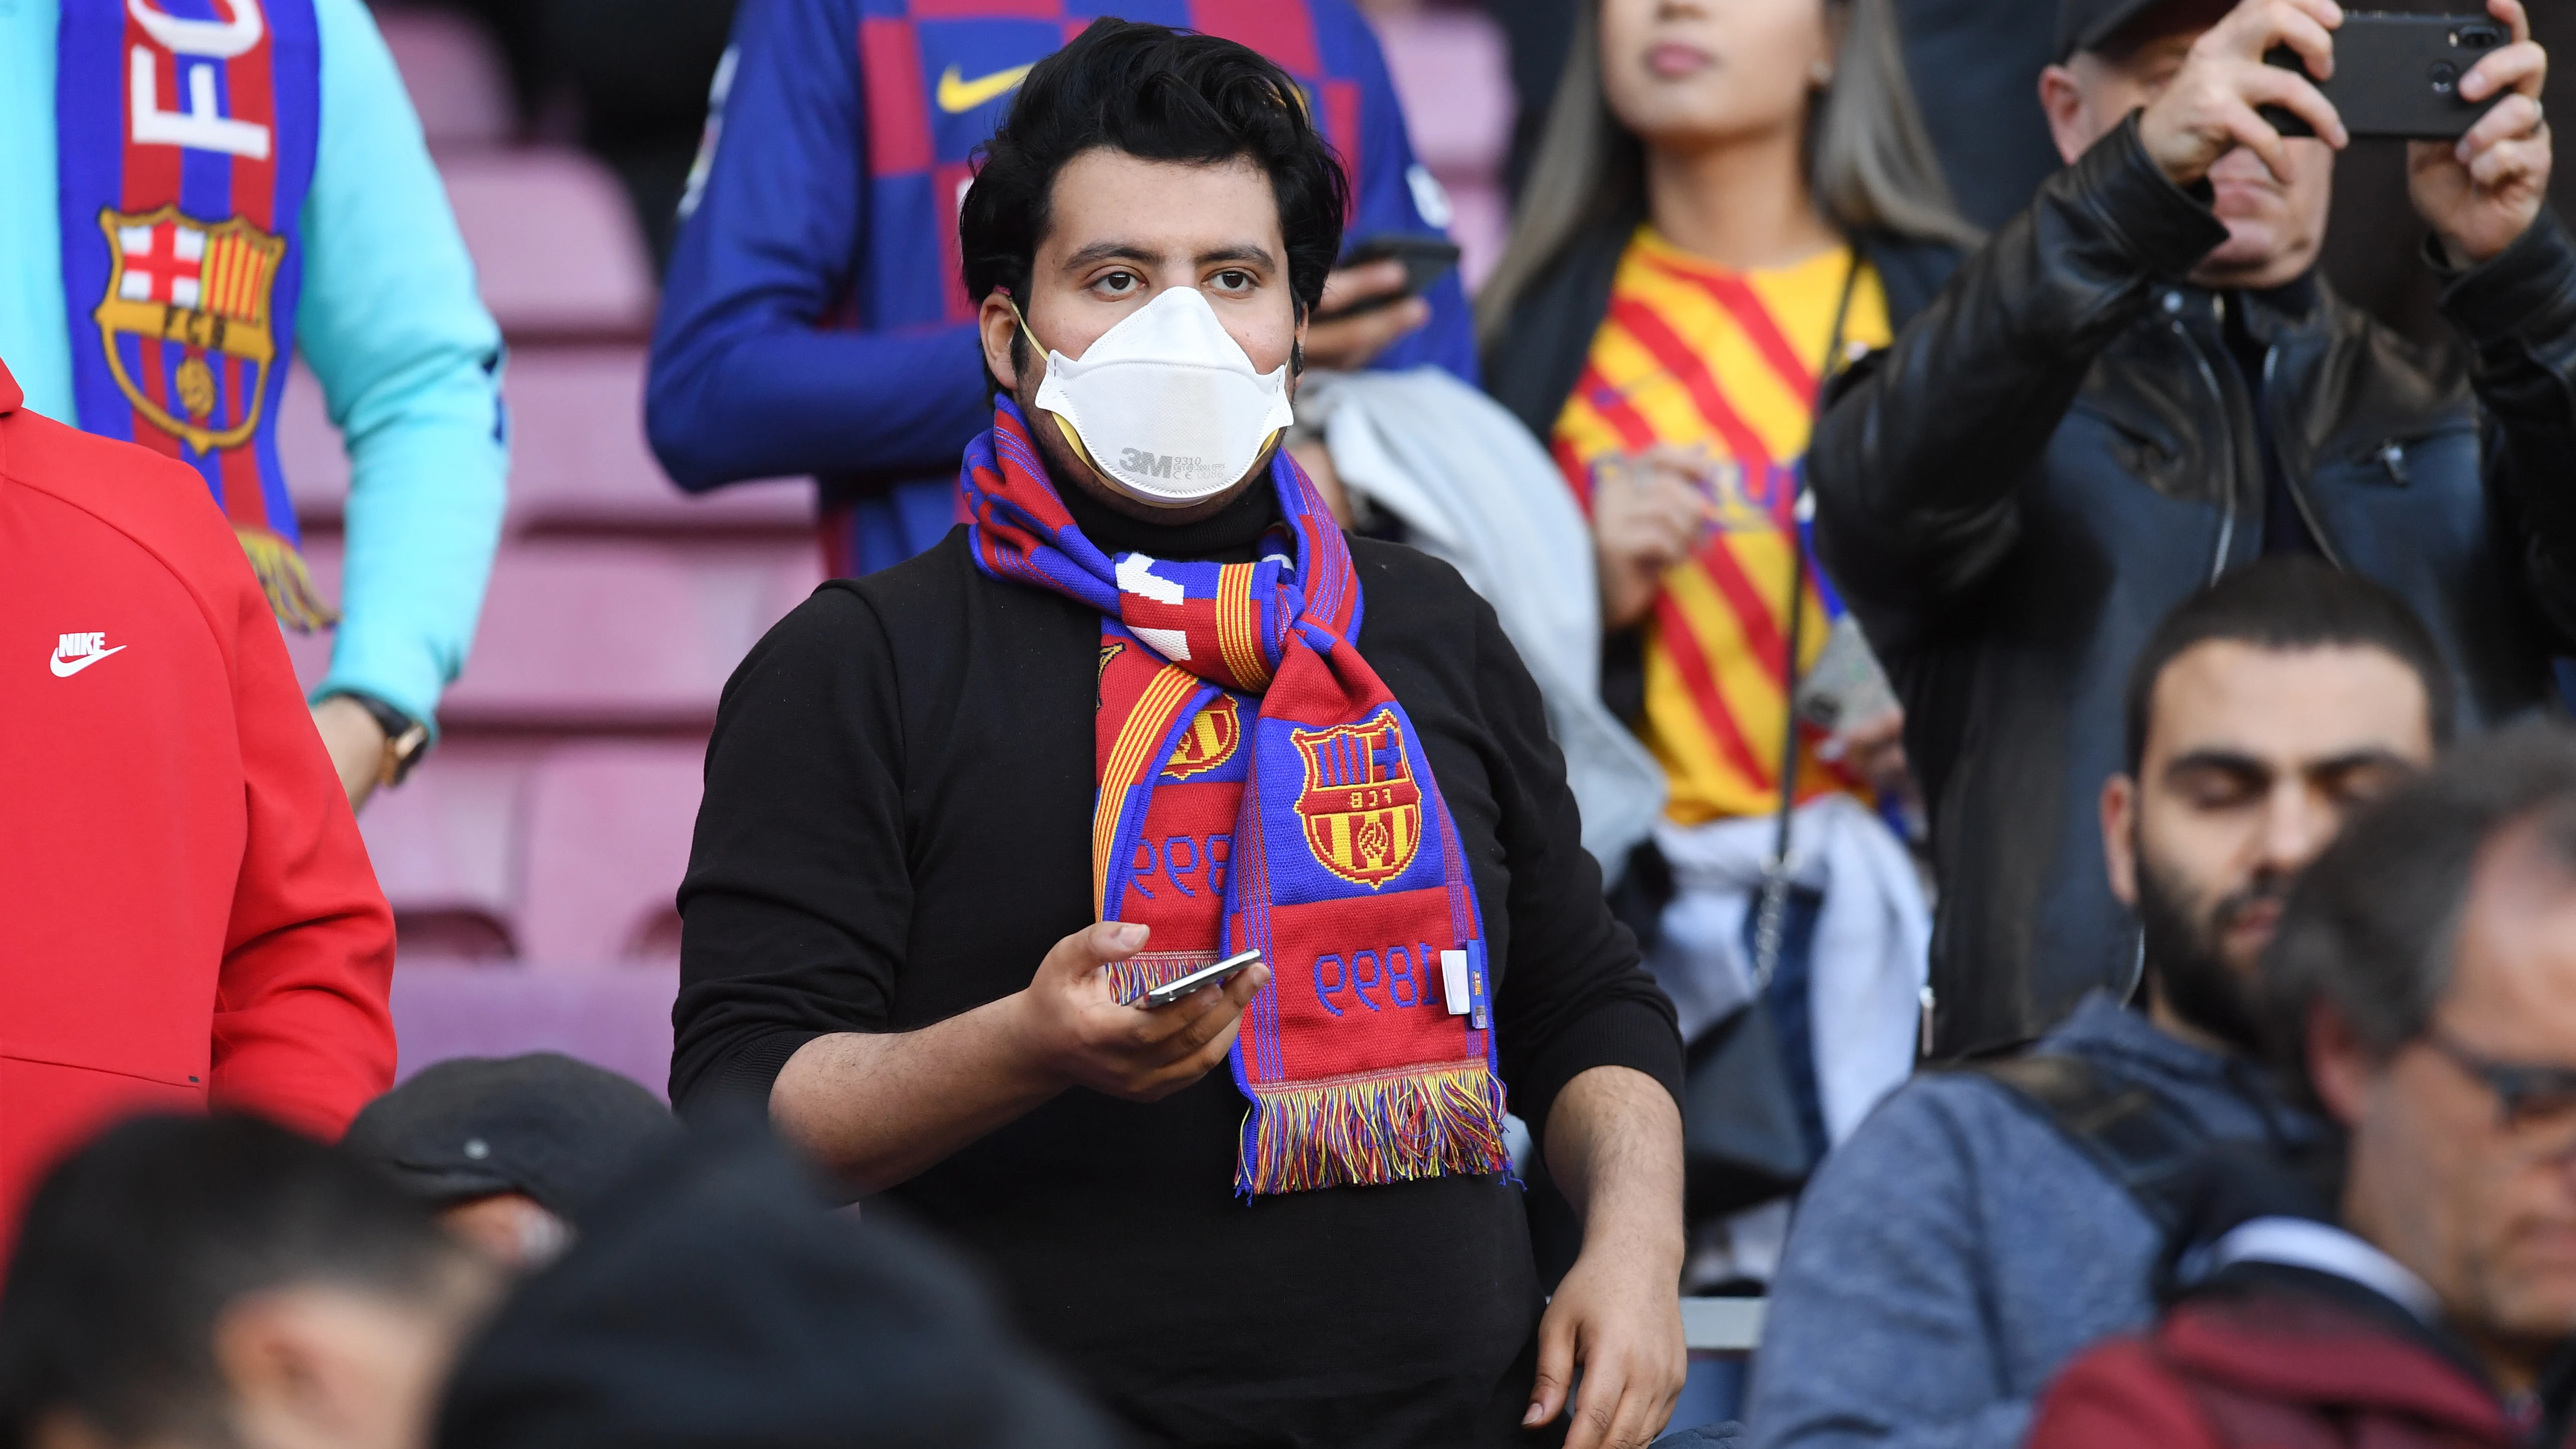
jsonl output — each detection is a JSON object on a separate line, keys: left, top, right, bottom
{"left": 1316, "top": 234, "right": 1463, "bottom": 322}
{"left": 2261, "top": 12, "right": 2509, "bottom": 140}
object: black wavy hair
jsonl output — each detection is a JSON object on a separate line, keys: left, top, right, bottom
{"left": 959, "top": 18, "right": 1351, "bottom": 336}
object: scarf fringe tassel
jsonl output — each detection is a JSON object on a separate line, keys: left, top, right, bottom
{"left": 1237, "top": 1066, "right": 1512, "bottom": 1195}
{"left": 236, "top": 526, "right": 340, "bottom": 633}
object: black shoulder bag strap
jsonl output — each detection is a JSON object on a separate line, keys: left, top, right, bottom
{"left": 1746, "top": 253, "right": 1864, "bottom": 987}
{"left": 1953, "top": 1054, "right": 2207, "bottom": 1234}
{"left": 1684, "top": 257, "right": 1867, "bottom": 1222}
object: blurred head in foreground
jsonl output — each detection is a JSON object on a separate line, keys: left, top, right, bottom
{"left": 0, "top": 1115, "right": 498, "bottom": 1449}
{"left": 341, "top": 1054, "right": 679, "bottom": 1270}
{"left": 2263, "top": 722, "right": 2576, "bottom": 1392}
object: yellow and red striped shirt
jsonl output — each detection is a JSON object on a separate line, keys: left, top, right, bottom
{"left": 1552, "top": 228, "right": 1891, "bottom": 826}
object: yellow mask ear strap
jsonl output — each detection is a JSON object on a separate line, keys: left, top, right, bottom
{"left": 1002, "top": 295, "right": 1045, "bottom": 358}
{"left": 1001, "top": 295, "right": 1093, "bottom": 462}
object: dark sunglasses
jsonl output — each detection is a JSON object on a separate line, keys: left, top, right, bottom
{"left": 2428, "top": 1031, "right": 2576, "bottom": 1132}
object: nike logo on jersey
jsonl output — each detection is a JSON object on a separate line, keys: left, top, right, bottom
{"left": 50, "top": 632, "right": 127, "bottom": 678}
{"left": 937, "top": 62, "right": 1032, "bottom": 113}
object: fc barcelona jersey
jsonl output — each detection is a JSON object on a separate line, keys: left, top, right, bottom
{"left": 1551, "top": 231, "right": 1893, "bottom": 825}
{"left": 852, "top": 0, "right": 1389, "bottom": 332}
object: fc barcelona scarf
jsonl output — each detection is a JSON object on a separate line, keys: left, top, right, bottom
{"left": 57, "top": 0, "right": 336, "bottom": 630}
{"left": 965, "top": 397, "right": 1512, "bottom": 1196}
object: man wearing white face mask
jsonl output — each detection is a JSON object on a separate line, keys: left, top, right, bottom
{"left": 671, "top": 21, "right": 1692, "bottom": 1449}
{"left": 1019, "top": 283, "right": 1299, "bottom": 506}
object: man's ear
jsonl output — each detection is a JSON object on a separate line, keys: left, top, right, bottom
{"left": 2305, "top": 999, "right": 2373, "bottom": 1129}
{"left": 211, "top": 1288, "right": 372, "bottom": 1449}
{"left": 2102, "top": 772, "right": 2141, "bottom": 909}
{"left": 978, "top": 291, "right": 1026, "bottom": 392}
{"left": 2038, "top": 63, "right": 2095, "bottom": 166}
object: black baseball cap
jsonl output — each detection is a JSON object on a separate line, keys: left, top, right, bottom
{"left": 342, "top": 1053, "right": 681, "bottom": 1223}
{"left": 2056, "top": 0, "right": 2179, "bottom": 61}
{"left": 435, "top": 1124, "right": 1125, "bottom": 1449}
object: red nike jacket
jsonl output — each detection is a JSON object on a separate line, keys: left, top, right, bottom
{"left": 0, "top": 357, "right": 396, "bottom": 1240}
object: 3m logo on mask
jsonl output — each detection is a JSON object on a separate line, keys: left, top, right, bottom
{"left": 1034, "top": 287, "right": 1295, "bottom": 504}
{"left": 1116, "top": 448, "right": 1230, "bottom": 484}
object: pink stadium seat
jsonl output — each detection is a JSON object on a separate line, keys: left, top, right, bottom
{"left": 516, "top": 742, "right": 708, "bottom": 963}
{"left": 437, "top": 538, "right": 821, "bottom": 729}
{"left": 277, "top": 538, "right": 820, "bottom": 729}
{"left": 279, "top": 351, "right": 812, "bottom": 535}
{"left": 1373, "top": 10, "right": 1512, "bottom": 177}
{"left": 375, "top": 7, "right": 516, "bottom": 150}
{"left": 507, "top": 348, "right": 813, "bottom": 532}
{"left": 1443, "top": 180, "right": 1510, "bottom": 291}
{"left": 360, "top": 743, "right": 541, "bottom": 959}
{"left": 441, "top": 149, "right": 656, "bottom": 340}
{"left": 391, "top": 961, "right": 678, "bottom": 1100}
{"left": 1371, "top": 9, "right": 1514, "bottom": 288}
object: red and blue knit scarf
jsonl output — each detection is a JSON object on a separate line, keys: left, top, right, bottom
{"left": 56, "top": 0, "right": 335, "bottom": 631}
{"left": 964, "top": 396, "right": 1510, "bottom": 1196}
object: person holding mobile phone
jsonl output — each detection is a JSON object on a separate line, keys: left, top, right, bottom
{"left": 672, "top": 24, "right": 1689, "bottom": 1449}
{"left": 1749, "top": 1, "right": 2573, "bottom": 1445}
{"left": 1802, "top": 0, "right": 2567, "bottom": 1065}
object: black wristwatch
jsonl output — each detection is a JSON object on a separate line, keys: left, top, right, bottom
{"left": 327, "top": 691, "right": 432, "bottom": 788}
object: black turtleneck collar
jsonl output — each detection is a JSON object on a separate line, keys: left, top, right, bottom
{"left": 1055, "top": 462, "right": 1283, "bottom": 565}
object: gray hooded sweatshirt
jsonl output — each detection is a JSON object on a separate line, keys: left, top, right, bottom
{"left": 1741, "top": 993, "right": 2315, "bottom": 1449}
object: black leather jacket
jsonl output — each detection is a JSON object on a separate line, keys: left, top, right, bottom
{"left": 1812, "top": 116, "right": 2576, "bottom": 1058}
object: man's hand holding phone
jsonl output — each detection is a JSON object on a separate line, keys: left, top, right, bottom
{"left": 2410, "top": 0, "right": 2551, "bottom": 267}
{"left": 1008, "top": 921, "right": 1271, "bottom": 1103}
{"left": 1305, "top": 259, "right": 1432, "bottom": 370}
{"left": 2138, "top": 0, "right": 2350, "bottom": 188}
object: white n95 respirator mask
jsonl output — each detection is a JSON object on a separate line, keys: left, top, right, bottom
{"left": 1026, "top": 284, "right": 1296, "bottom": 506}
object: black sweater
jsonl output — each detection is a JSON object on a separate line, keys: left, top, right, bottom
{"left": 672, "top": 482, "right": 1683, "bottom": 1448}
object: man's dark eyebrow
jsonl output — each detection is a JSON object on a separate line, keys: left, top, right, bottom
{"left": 2159, "top": 746, "right": 2420, "bottom": 784}
{"left": 2302, "top": 748, "right": 2420, "bottom": 778}
{"left": 1056, "top": 241, "right": 1278, "bottom": 272}
{"left": 1195, "top": 244, "right": 1275, "bottom": 269}
{"left": 2160, "top": 749, "right": 2270, "bottom": 783}
{"left": 1059, "top": 241, "right": 1164, "bottom": 271}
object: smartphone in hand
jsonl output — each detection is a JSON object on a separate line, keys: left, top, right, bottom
{"left": 1317, "top": 235, "right": 1463, "bottom": 322}
{"left": 1138, "top": 949, "right": 1262, "bottom": 1008}
{"left": 2262, "top": 13, "right": 2509, "bottom": 140}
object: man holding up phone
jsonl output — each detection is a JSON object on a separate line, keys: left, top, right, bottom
{"left": 1804, "top": 0, "right": 2574, "bottom": 1064}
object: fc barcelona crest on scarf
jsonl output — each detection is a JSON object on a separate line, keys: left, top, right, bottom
{"left": 91, "top": 206, "right": 285, "bottom": 455}
{"left": 1163, "top": 695, "right": 1241, "bottom": 780}
{"left": 1291, "top": 716, "right": 1423, "bottom": 889}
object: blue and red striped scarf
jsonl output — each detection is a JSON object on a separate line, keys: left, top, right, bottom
{"left": 57, "top": 0, "right": 333, "bottom": 629}
{"left": 965, "top": 396, "right": 1510, "bottom": 1195}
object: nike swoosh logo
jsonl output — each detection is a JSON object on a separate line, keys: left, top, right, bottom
{"left": 937, "top": 62, "right": 1032, "bottom": 114}
{"left": 50, "top": 645, "right": 126, "bottom": 678}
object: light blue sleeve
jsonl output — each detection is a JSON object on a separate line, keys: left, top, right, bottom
{"left": 298, "top": 0, "right": 507, "bottom": 729}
